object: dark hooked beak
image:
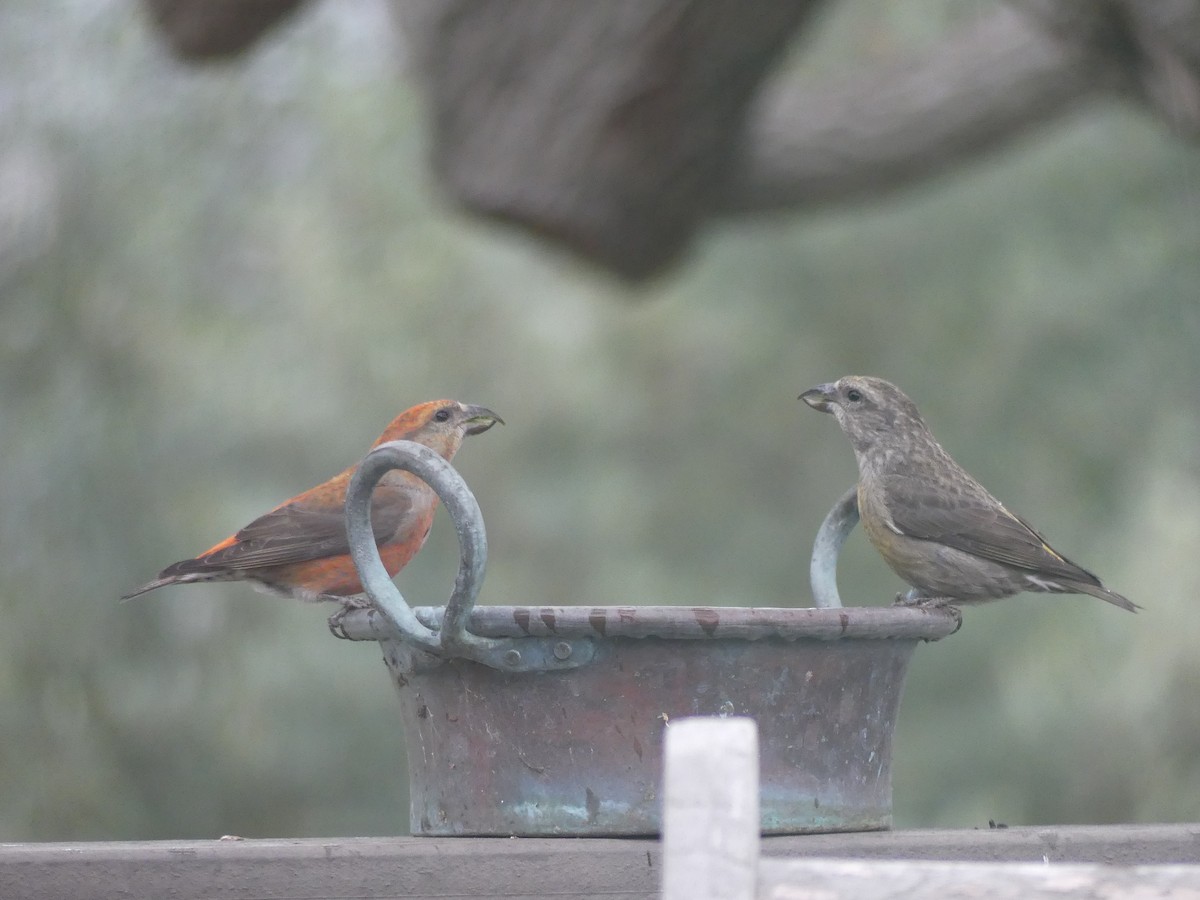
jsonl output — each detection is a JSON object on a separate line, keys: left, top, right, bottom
{"left": 463, "top": 405, "right": 505, "bottom": 435}
{"left": 798, "top": 383, "right": 837, "bottom": 413}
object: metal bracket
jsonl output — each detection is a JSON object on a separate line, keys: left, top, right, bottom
{"left": 810, "top": 485, "right": 859, "bottom": 609}
{"left": 344, "top": 440, "right": 596, "bottom": 672}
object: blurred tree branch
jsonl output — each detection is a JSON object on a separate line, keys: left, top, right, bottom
{"left": 142, "top": 0, "right": 1200, "bottom": 281}
{"left": 720, "top": 6, "right": 1107, "bottom": 212}
{"left": 144, "top": 0, "right": 304, "bottom": 60}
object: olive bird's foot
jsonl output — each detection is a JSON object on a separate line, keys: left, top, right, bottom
{"left": 893, "top": 590, "right": 959, "bottom": 609}
{"left": 894, "top": 591, "right": 964, "bottom": 634}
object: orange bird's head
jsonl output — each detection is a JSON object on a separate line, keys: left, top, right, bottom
{"left": 373, "top": 400, "right": 504, "bottom": 460}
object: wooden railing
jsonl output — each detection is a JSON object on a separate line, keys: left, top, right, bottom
{"left": 2, "top": 718, "right": 1198, "bottom": 899}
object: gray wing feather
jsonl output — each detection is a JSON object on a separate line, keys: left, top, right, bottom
{"left": 880, "top": 473, "right": 1103, "bottom": 586}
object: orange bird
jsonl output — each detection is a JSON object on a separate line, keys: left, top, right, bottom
{"left": 123, "top": 401, "right": 503, "bottom": 609}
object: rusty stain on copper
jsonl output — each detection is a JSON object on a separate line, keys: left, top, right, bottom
{"left": 588, "top": 609, "right": 608, "bottom": 636}
{"left": 513, "top": 608, "right": 532, "bottom": 634}
{"left": 540, "top": 609, "right": 558, "bottom": 631}
{"left": 694, "top": 608, "right": 720, "bottom": 636}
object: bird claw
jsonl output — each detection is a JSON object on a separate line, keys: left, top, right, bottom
{"left": 893, "top": 590, "right": 959, "bottom": 610}
{"left": 327, "top": 592, "right": 377, "bottom": 639}
{"left": 327, "top": 605, "right": 356, "bottom": 639}
{"left": 327, "top": 613, "right": 350, "bottom": 640}
{"left": 895, "top": 592, "right": 965, "bottom": 633}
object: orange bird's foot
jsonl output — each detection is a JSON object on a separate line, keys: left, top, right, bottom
{"left": 327, "top": 598, "right": 369, "bottom": 639}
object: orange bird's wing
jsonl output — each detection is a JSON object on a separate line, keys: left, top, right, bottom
{"left": 166, "top": 488, "right": 417, "bottom": 577}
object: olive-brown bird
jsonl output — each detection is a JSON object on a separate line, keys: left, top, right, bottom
{"left": 800, "top": 376, "right": 1136, "bottom": 612}
{"left": 122, "top": 400, "right": 503, "bottom": 610}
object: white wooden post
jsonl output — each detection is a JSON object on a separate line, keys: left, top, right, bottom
{"left": 661, "top": 716, "right": 760, "bottom": 900}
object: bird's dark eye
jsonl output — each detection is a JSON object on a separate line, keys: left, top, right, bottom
{"left": 846, "top": 389, "right": 863, "bottom": 403}
{"left": 434, "top": 408, "right": 452, "bottom": 422}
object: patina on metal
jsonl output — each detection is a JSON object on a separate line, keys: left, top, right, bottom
{"left": 337, "top": 444, "right": 959, "bottom": 836}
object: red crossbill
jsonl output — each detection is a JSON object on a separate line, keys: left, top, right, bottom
{"left": 800, "top": 376, "right": 1137, "bottom": 612}
{"left": 122, "top": 400, "right": 503, "bottom": 611}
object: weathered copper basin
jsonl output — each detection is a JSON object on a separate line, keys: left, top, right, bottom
{"left": 333, "top": 442, "right": 958, "bottom": 836}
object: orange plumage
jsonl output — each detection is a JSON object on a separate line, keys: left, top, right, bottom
{"left": 123, "top": 400, "right": 502, "bottom": 606}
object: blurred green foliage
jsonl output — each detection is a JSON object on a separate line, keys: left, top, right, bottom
{"left": 1, "top": 0, "right": 1198, "bottom": 840}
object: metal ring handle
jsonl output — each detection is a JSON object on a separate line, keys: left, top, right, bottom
{"left": 345, "top": 440, "right": 595, "bottom": 671}
{"left": 344, "top": 440, "right": 479, "bottom": 656}
{"left": 810, "top": 485, "right": 859, "bottom": 609}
